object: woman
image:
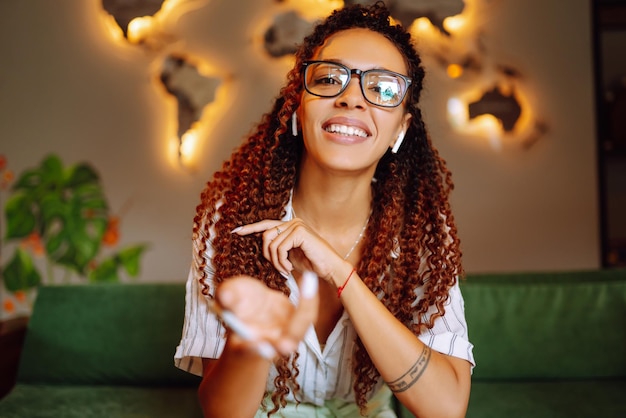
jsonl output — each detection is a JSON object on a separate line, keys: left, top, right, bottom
{"left": 175, "top": 3, "right": 474, "bottom": 417}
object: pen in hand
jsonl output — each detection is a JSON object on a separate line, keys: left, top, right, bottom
{"left": 207, "top": 270, "right": 319, "bottom": 360}
{"left": 206, "top": 296, "right": 277, "bottom": 360}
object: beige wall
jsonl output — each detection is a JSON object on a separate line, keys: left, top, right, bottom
{"left": 0, "top": 0, "right": 600, "bottom": 282}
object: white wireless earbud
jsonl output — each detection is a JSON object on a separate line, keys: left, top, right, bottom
{"left": 291, "top": 112, "right": 298, "bottom": 136}
{"left": 391, "top": 131, "right": 405, "bottom": 154}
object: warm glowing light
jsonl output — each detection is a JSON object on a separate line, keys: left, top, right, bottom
{"left": 447, "top": 97, "right": 468, "bottom": 129}
{"left": 447, "top": 64, "right": 464, "bottom": 79}
{"left": 510, "top": 87, "right": 533, "bottom": 134}
{"left": 160, "top": 0, "right": 184, "bottom": 15}
{"left": 127, "top": 16, "right": 154, "bottom": 44}
{"left": 414, "top": 17, "right": 433, "bottom": 33}
{"left": 287, "top": 0, "right": 343, "bottom": 19}
{"left": 472, "top": 115, "right": 503, "bottom": 151}
{"left": 473, "top": 114, "right": 502, "bottom": 134}
{"left": 101, "top": 14, "right": 126, "bottom": 43}
{"left": 447, "top": 95, "right": 504, "bottom": 151}
{"left": 443, "top": 15, "right": 466, "bottom": 34}
{"left": 179, "top": 129, "right": 199, "bottom": 165}
{"left": 389, "top": 16, "right": 402, "bottom": 27}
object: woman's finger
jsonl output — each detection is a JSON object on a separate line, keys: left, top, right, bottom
{"left": 266, "top": 227, "right": 295, "bottom": 275}
{"left": 231, "top": 219, "right": 283, "bottom": 236}
{"left": 276, "top": 271, "right": 319, "bottom": 355}
{"left": 232, "top": 219, "right": 288, "bottom": 264}
{"left": 263, "top": 225, "right": 286, "bottom": 264}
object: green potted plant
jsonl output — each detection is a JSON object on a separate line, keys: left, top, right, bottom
{"left": 1, "top": 154, "right": 147, "bottom": 294}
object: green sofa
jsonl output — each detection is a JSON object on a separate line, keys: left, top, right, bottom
{"left": 1, "top": 269, "right": 625, "bottom": 417}
{"left": 0, "top": 283, "right": 203, "bottom": 418}
{"left": 399, "top": 269, "right": 626, "bottom": 418}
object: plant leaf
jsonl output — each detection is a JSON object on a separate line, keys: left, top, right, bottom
{"left": 1, "top": 248, "right": 42, "bottom": 291}
{"left": 88, "top": 257, "right": 119, "bottom": 282}
{"left": 40, "top": 155, "right": 64, "bottom": 186}
{"left": 10, "top": 154, "right": 64, "bottom": 210}
{"left": 118, "top": 245, "right": 148, "bottom": 277}
{"left": 4, "top": 193, "right": 36, "bottom": 239}
{"left": 66, "top": 163, "right": 100, "bottom": 188}
{"left": 39, "top": 173, "right": 108, "bottom": 274}
{"left": 11, "top": 169, "right": 43, "bottom": 192}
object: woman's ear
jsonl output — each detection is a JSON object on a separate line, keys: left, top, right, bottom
{"left": 401, "top": 112, "right": 412, "bottom": 134}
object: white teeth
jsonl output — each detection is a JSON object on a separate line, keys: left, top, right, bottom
{"left": 325, "top": 124, "right": 368, "bottom": 138}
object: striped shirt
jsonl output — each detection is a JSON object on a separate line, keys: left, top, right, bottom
{"left": 174, "top": 199, "right": 475, "bottom": 409}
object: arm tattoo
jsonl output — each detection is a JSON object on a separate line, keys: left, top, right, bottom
{"left": 385, "top": 345, "right": 432, "bottom": 393}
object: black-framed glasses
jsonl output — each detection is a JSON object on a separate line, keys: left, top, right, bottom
{"left": 302, "top": 60, "right": 412, "bottom": 108}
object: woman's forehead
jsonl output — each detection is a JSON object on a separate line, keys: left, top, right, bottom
{"left": 313, "top": 28, "right": 407, "bottom": 74}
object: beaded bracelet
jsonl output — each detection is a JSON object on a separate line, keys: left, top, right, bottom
{"left": 337, "top": 267, "right": 356, "bottom": 298}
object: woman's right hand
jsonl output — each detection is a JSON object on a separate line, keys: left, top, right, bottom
{"left": 214, "top": 272, "right": 319, "bottom": 357}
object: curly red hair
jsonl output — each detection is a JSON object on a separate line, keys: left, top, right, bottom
{"left": 192, "top": 2, "right": 463, "bottom": 415}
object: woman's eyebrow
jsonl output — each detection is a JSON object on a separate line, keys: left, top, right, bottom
{"left": 314, "top": 57, "right": 343, "bottom": 64}
{"left": 314, "top": 58, "right": 392, "bottom": 72}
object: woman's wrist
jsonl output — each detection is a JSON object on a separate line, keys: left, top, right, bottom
{"left": 329, "top": 261, "right": 357, "bottom": 289}
{"left": 337, "top": 267, "right": 356, "bottom": 298}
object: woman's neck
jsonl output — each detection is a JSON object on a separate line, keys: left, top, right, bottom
{"left": 292, "top": 164, "right": 373, "bottom": 238}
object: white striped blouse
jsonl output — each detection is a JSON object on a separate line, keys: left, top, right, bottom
{"left": 174, "top": 199, "right": 475, "bottom": 407}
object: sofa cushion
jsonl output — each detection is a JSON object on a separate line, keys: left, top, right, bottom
{"left": 16, "top": 283, "right": 201, "bottom": 387}
{"left": 466, "top": 379, "right": 626, "bottom": 418}
{"left": 460, "top": 269, "right": 626, "bottom": 380}
{"left": 394, "top": 379, "right": 626, "bottom": 418}
{"left": 0, "top": 384, "right": 202, "bottom": 418}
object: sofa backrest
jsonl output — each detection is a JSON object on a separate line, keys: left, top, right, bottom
{"left": 461, "top": 269, "right": 626, "bottom": 380}
{"left": 17, "top": 270, "right": 626, "bottom": 386}
{"left": 17, "top": 283, "right": 201, "bottom": 387}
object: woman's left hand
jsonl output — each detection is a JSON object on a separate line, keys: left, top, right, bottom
{"left": 232, "top": 219, "right": 348, "bottom": 285}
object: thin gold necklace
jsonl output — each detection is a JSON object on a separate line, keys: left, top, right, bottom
{"left": 291, "top": 207, "right": 371, "bottom": 260}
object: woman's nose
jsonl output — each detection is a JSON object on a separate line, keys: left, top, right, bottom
{"left": 336, "top": 77, "right": 366, "bottom": 109}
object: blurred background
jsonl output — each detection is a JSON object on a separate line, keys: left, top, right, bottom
{"left": 1, "top": 0, "right": 625, "bottom": 318}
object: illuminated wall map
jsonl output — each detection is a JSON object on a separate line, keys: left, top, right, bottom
{"left": 99, "top": 0, "right": 543, "bottom": 159}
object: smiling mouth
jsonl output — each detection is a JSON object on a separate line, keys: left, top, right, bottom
{"left": 324, "top": 124, "right": 369, "bottom": 138}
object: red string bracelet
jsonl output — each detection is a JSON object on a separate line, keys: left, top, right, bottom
{"left": 337, "top": 267, "right": 356, "bottom": 298}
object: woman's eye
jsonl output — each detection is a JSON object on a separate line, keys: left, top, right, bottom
{"left": 315, "top": 76, "right": 341, "bottom": 85}
{"left": 369, "top": 82, "right": 399, "bottom": 98}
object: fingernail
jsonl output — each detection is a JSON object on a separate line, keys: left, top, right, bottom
{"left": 255, "top": 341, "right": 277, "bottom": 360}
{"left": 300, "top": 271, "right": 318, "bottom": 299}
{"left": 231, "top": 226, "right": 243, "bottom": 233}
{"left": 279, "top": 271, "right": 290, "bottom": 279}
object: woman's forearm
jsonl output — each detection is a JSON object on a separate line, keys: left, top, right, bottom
{"left": 198, "top": 338, "right": 271, "bottom": 418}
{"left": 332, "top": 264, "right": 471, "bottom": 418}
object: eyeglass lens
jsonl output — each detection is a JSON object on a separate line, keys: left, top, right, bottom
{"left": 304, "top": 62, "right": 408, "bottom": 107}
